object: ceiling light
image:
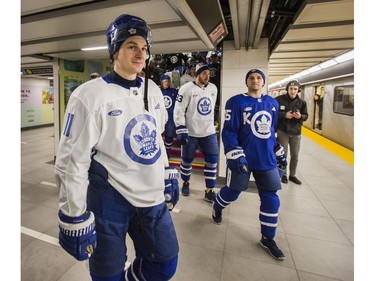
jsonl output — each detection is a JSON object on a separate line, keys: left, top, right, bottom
{"left": 81, "top": 46, "right": 107, "bottom": 51}
{"left": 307, "top": 65, "right": 321, "bottom": 73}
{"left": 320, "top": 59, "right": 337, "bottom": 69}
{"left": 334, "top": 50, "right": 354, "bottom": 63}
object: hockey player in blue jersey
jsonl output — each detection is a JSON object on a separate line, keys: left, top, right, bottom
{"left": 55, "top": 14, "right": 179, "bottom": 281}
{"left": 211, "top": 68, "right": 288, "bottom": 260}
{"left": 173, "top": 63, "right": 218, "bottom": 202}
{"left": 160, "top": 74, "right": 178, "bottom": 157}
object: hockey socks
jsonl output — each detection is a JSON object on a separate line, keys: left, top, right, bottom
{"left": 258, "top": 191, "right": 280, "bottom": 238}
{"left": 214, "top": 186, "right": 241, "bottom": 210}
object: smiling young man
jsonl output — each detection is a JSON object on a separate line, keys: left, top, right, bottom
{"left": 55, "top": 14, "right": 180, "bottom": 281}
{"left": 275, "top": 79, "right": 308, "bottom": 185}
{"left": 211, "top": 68, "right": 287, "bottom": 260}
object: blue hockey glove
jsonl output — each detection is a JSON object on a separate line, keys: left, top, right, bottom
{"left": 164, "top": 167, "right": 180, "bottom": 210}
{"left": 225, "top": 147, "right": 248, "bottom": 174}
{"left": 274, "top": 142, "right": 288, "bottom": 168}
{"left": 176, "top": 125, "right": 189, "bottom": 145}
{"left": 58, "top": 210, "right": 97, "bottom": 261}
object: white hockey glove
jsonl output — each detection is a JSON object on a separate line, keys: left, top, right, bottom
{"left": 58, "top": 210, "right": 97, "bottom": 261}
{"left": 164, "top": 167, "right": 180, "bottom": 210}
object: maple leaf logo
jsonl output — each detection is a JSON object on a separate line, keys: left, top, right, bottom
{"left": 256, "top": 115, "right": 270, "bottom": 134}
{"left": 133, "top": 122, "right": 158, "bottom": 156}
{"left": 200, "top": 99, "right": 210, "bottom": 112}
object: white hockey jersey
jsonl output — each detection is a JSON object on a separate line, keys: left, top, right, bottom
{"left": 173, "top": 81, "right": 217, "bottom": 137}
{"left": 55, "top": 75, "right": 168, "bottom": 217}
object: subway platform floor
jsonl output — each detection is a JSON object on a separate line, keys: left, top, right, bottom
{"left": 20, "top": 126, "right": 355, "bottom": 281}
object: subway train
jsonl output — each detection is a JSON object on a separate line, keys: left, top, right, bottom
{"left": 269, "top": 58, "right": 354, "bottom": 151}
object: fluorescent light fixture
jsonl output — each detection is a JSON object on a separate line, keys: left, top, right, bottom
{"left": 307, "top": 65, "right": 321, "bottom": 73}
{"left": 334, "top": 50, "right": 354, "bottom": 63}
{"left": 269, "top": 49, "right": 354, "bottom": 89}
{"left": 320, "top": 59, "right": 337, "bottom": 69}
{"left": 81, "top": 46, "right": 107, "bottom": 51}
{"left": 299, "top": 70, "right": 310, "bottom": 76}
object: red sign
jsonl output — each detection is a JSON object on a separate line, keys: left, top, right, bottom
{"left": 208, "top": 21, "right": 227, "bottom": 46}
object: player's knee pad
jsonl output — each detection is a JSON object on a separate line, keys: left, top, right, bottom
{"left": 126, "top": 256, "right": 178, "bottom": 281}
{"left": 226, "top": 167, "right": 250, "bottom": 192}
{"left": 204, "top": 154, "right": 218, "bottom": 164}
{"left": 215, "top": 186, "right": 241, "bottom": 209}
{"left": 90, "top": 271, "right": 125, "bottom": 281}
{"left": 253, "top": 168, "right": 282, "bottom": 191}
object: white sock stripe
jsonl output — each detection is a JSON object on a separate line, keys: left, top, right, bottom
{"left": 259, "top": 211, "right": 278, "bottom": 217}
{"left": 217, "top": 200, "right": 226, "bottom": 208}
{"left": 180, "top": 171, "right": 192, "bottom": 176}
{"left": 260, "top": 221, "right": 278, "bottom": 227}
{"left": 218, "top": 192, "right": 231, "bottom": 205}
{"left": 204, "top": 168, "right": 217, "bottom": 173}
{"left": 204, "top": 176, "right": 217, "bottom": 180}
{"left": 180, "top": 167, "right": 192, "bottom": 172}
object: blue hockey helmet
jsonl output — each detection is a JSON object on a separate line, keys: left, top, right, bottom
{"left": 106, "top": 14, "right": 153, "bottom": 61}
{"left": 160, "top": 74, "right": 171, "bottom": 81}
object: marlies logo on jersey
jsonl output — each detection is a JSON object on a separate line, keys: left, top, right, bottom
{"left": 197, "top": 97, "right": 211, "bottom": 115}
{"left": 250, "top": 111, "right": 272, "bottom": 139}
{"left": 124, "top": 114, "right": 161, "bottom": 165}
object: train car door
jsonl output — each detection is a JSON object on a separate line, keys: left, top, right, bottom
{"left": 313, "top": 85, "right": 325, "bottom": 132}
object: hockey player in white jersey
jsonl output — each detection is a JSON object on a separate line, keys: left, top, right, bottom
{"left": 173, "top": 63, "right": 218, "bottom": 202}
{"left": 211, "top": 68, "right": 288, "bottom": 260}
{"left": 55, "top": 14, "right": 179, "bottom": 281}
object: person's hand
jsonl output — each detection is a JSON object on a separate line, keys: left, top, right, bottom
{"left": 164, "top": 167, "right": 180, "bottom": 210}
{"left": 274, "top": 142, "right": 287, "bottom": 168}
{"left": 225, "top": 147, "right": 248, "bottom": 174}
{"left": 292, "top": 110, "right": 301, "bottom": 119}
{"left": 58, "top": 211, "right": 96, "bottom": 261}
{"left": 286, "top": 110, "right": 294, "bottom": 119}
{"left": 176, "top": 125, "right": 189, "bottom": 145}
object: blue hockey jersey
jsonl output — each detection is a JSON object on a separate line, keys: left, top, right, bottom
{"left": 222, "top": 93, "right": 279, "bottom": 171}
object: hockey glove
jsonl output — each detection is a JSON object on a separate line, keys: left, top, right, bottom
{"left": 176, "top": 125, "right": 189, "bottom": 145}
{"left": 58, "top": 210, "right": 97, "bottom": 261}
{"left": 274, "top": 142, "right": 288, "bottom": 168}
{"left": 164, "top": 167, "right": 180, "bottom": 211}
{"left": 226, "top": 147, "right": 248, "bottom": 174}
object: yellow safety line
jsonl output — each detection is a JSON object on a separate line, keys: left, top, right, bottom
{"left": 302, "top": 127, "right": 354, "bottom": 165}
{"left": 169, "top": 160, "right": 204, "bottom": 168}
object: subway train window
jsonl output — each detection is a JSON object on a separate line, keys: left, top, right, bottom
{"left": 333, "top": 85, "right": 354, "bottom": 116}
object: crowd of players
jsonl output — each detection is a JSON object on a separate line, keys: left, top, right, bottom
{"left": 144, "top": 51, "right": 221, "bottom": 89}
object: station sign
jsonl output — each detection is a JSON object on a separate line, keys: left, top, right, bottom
{"left": 21, "top": 66, "right": 53, "bottom": 75}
